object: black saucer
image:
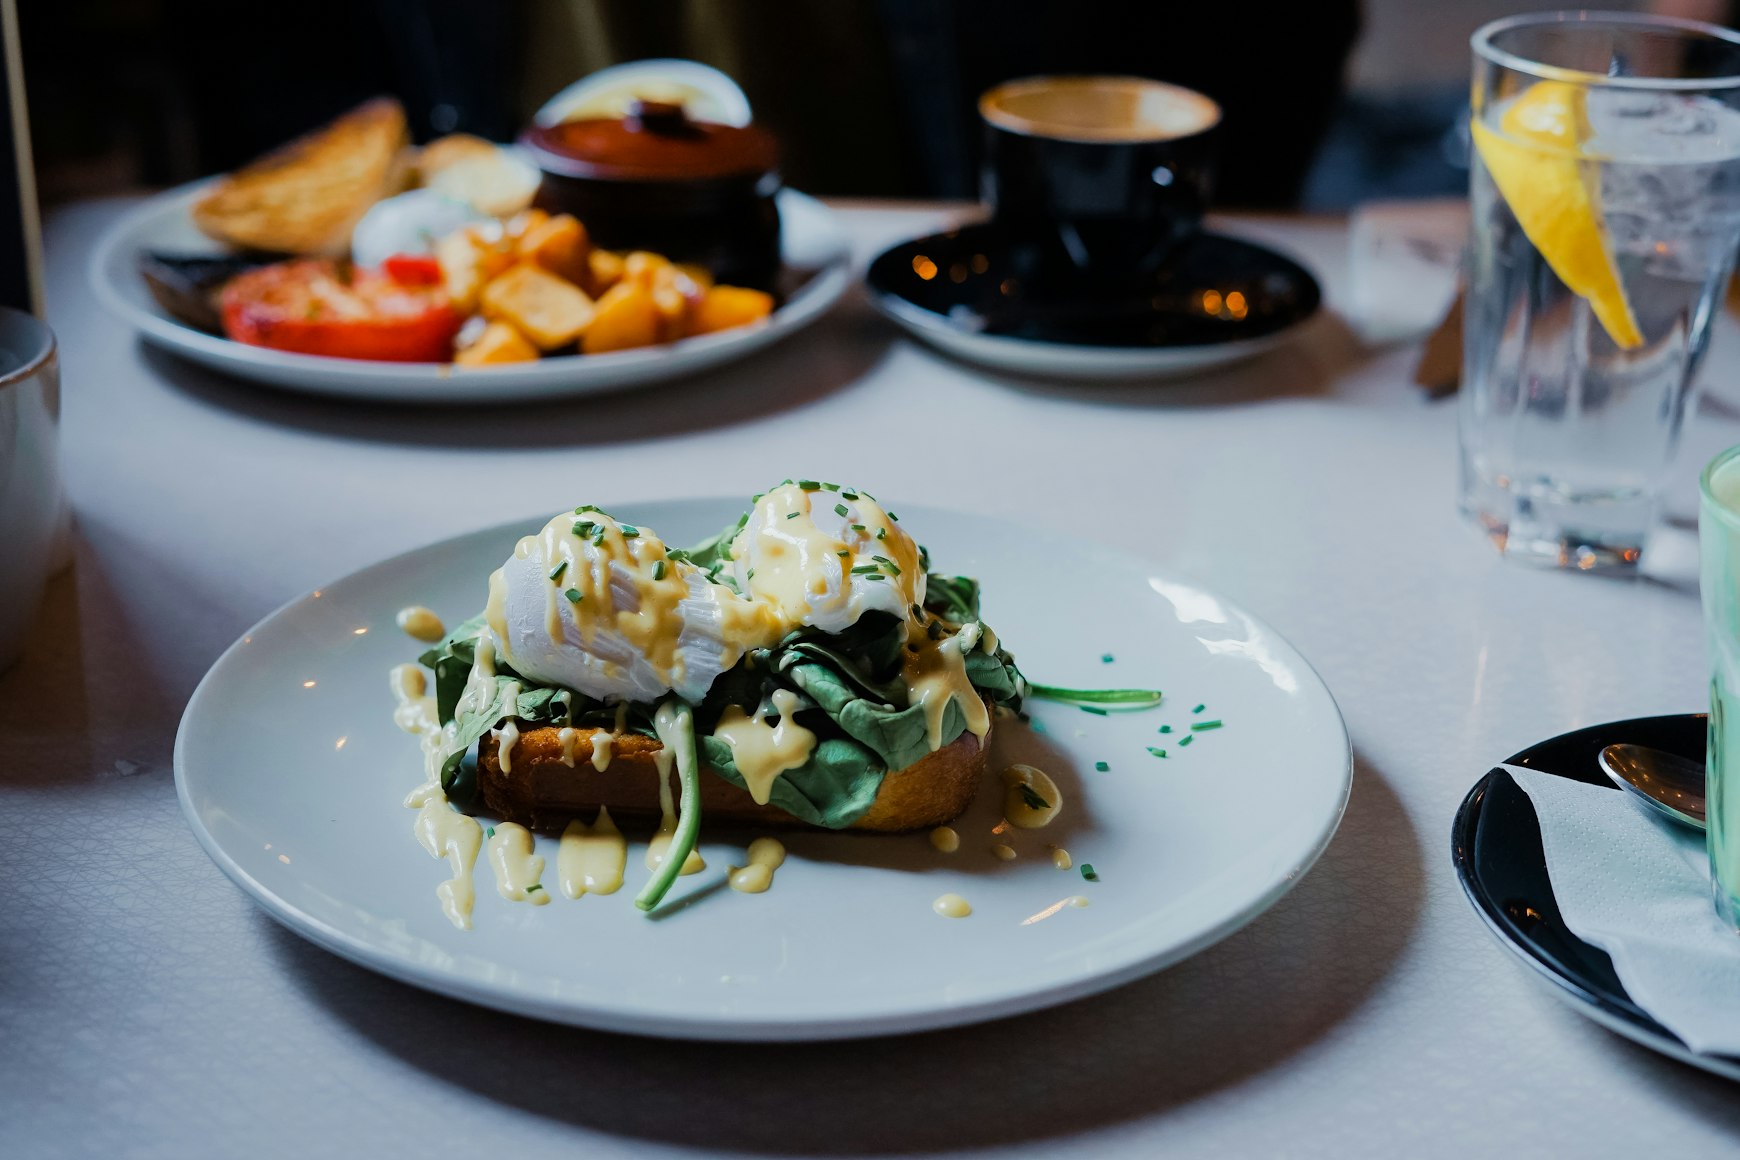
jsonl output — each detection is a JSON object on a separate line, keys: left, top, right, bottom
{"left": 1452, "top": 712, "right": 1740, "bottom": 1080}
{"left": 865, "top": 222, "right": 1320, "bottom": 356}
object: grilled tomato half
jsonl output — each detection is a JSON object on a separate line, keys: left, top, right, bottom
{"left": 220, "top": 259, "right": 462, "bottom": 362}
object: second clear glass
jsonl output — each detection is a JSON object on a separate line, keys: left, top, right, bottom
{"left": 1462, "top": 12, "right": 1740, "bottom": 571}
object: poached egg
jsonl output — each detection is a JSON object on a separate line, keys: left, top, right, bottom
{"left": 484, "top": 484, "right": 930, "bottom": 707}
{"left": 487, "top": 508, "right": 780, "bottom": 704}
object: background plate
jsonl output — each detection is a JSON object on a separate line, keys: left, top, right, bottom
{"left": 90, "top": 184, "right": 850, "bottom": 404}
{"left": 1452, "top": 713, "right": 1740, "bottom": 1082}
{"left": 175, "top": 498, "right": 1351, "bottom": 1040}
{"left": 865, "top": 225, "right": 1321, "bottom": 380}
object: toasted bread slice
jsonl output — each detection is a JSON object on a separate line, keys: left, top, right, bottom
{"left": 192, "top": 98, "right": 410, "bottom": 255}
{"left": 478, "top": 720, "right": 991, "bottom": 834}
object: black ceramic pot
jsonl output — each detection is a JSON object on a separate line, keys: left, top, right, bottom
{"left": 520, "top": 102, "right": 782, "bottom": 292}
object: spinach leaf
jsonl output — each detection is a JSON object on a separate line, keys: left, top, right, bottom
{"left": 925, "top": 575, "right": 981, "bottom": 622}
{"left": 701, "top": 732, "right": 887, "bottom": 829}
{"left": 965, "top": 648, "right": 1023, "bottom": 705}
{"left": 421, "top": 612, "right": 487, "bottom": 724}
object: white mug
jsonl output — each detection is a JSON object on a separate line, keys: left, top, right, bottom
{"left": 0, "top": 307, "right": 62, "bottom": 672}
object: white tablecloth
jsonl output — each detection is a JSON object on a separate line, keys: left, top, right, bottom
{"left": 6, "top": 197, "right": 1740, "bottom": 1158}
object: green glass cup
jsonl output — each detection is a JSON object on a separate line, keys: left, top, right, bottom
{"left": 1701, "top": 445, "right": 1740, "bottom": 929}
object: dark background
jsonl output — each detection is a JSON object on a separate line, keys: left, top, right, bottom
{"left": 19, "top": 0, "right": 1720, "bottom": 212}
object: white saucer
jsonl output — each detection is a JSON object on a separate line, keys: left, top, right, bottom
{"left": 90, "top": 185, "right": 849, "bottom": 405}
{"left": 174, "top": 498, "right": 1351, "bottom": 1040}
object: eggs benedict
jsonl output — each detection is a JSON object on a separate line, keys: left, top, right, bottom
{"left": 409, "top": 482, "right": 1028, "bottom": 911}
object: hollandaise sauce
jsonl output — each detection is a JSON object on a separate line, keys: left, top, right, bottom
{"left": 1002, "top": 763, "right": 1063, "bottom": 829}
{"left": 712, "top": 688, "right": 816, "bottom": 804}
{"left": 728, "top": 837, "right": 787, "bottom": 894}
{"left": 486, "top": 822, "right": 550, "bottom": 904}
{"left": 558, "top": 807, "right": 627, "bottom": 897}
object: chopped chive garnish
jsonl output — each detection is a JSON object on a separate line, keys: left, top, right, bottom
{"left": 841, "top": 489, "right": 858, "bottom": 500}
{"left": 798, "top": 479, "right": 820, "bottom": 490}
{"left": 876, "top": 527, "right": 888, "bottom": 540}
{"left": 927, "top": 621, "right": 944, "bottom": 638}
{"left": 1017, "top": 784, "right": 1051, "bottom": 810}
{"left": 862, "top": 573, "right": 886, "bottom": 581}
{"left": 851, "top": 523, "right": 866, "bottom": 533}
{"left": 1193, "top": 704, "right": 1205, "bottom": 714}
{"left": 822, "top": 481, "right": 839, "bottom": 492}
{"left": 910, "top": 603, "right": 924, "bottom": 617}
{"left": 619, "top": 525, "right": 639, "bottom": 538}
{"left": 526, "top": 883, "right": 543, "bottom": 893}
{"left": 1080, "top": 705, "right": 1108, "bottom": 716}
{"left": 572, "top": 520, "right": 594, "bottom": 536}
{"left": 1093, "top": 760, "right": 1109, "bottom": 772}
{"left": 564, "top": 588, "right": 583, "bottom": 604}
{"left": 486, "top": 826, "right": 496, "bottom": 838}
{"left": 837, "top": 550, "right": 850, "bottom": 557}
{"left": 888, "top": 512, "right": 899, "bottom": 521}
{"left": 1030, "top": 685, "right": 1163, "bottom": 709}
{"left": 1080, "top": 864, "right": 1099, "bottom": 882}
{"left": 1179, "top": 734, "right": 1194, "bottom": 747}
{"left": 1192, "top": 720, "right": 1222, "bottom": 731}
{"left": 1101, "top": 653, "right": 1114, "bottom": 663}
{"left": 1159, "top": 725, "right": 1172, "bottom": 734}
{"left": 1147, "top": 747, "right": 1167, "bottom": 758}
{"left": 574, "top": 504, "right": 602, "bottom": 515}
{"left": 851, "top": 564, "right": 881, "bottom": 574}
{"left": 591, "top": 527, "right": 606, "bottom": 546}
{"left": 548, "top": 560, "right": 569, "bottom": 582}
{"left": 746, "top": 568, "right": 756, "bottom": 581}
{"left": 834, "top": 503, "right": 849, "bottom": 517}
{"left": 652, "top": 560, "right": 666, "bottom": 581}
{"left": 786, "top": 511, "right": 801, "bottom": 520}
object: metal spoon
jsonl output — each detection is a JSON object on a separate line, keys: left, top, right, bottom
{"left": 1598, "top": 743, "right": 1707, "bottom": 830}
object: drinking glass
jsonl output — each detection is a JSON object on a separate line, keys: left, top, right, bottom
{"left": 0, "top": 307, "right": 61, "bottom": 670}
{"left": 1463, "top": 13, "right": 1740, "bottom": 572}
{"left": 1702, "top": 445, "right": 1740, "bottom": 929}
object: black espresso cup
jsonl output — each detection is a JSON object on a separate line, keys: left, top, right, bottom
{"left": 980, "top": 76, "right": 1221, "bottom": 289}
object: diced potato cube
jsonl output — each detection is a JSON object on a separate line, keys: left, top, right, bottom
{"left": 675, "top": 263, "right": 714, "bottom": 291}
{"left": 584, "top": 249, "right": 625, "bottom": 298}
{"left": 581, "top": 281, "right": 661, "bottom": 354}
{"left": 518, "top": 214, "right": 590, "bottom": 285}
{"left": 455, "top": 320, "right": 540, "bottom": 366}
{"left": 623, "top": 250, "right": 676, "bottom": 288}
{"left": 480, "top": 263, "right": 596, "bottom": 350}
{"left": 503, "top": 208, "right": 551, "bottom": 241}
{"left": 651, "top": 283, "right": 690, "bottom": 343}
{"left": 688, "top": 285, "right": 775, "bottom": 336}
{"left": 435, "top": 225, "right": 515, "bottom": 314}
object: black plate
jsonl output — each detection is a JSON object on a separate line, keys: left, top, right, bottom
{"left": 1452, "top": 712, "right": 1740, "bottom": 1079}
{"left": 864, "top": 222, "right": 1321, "bottom": 349}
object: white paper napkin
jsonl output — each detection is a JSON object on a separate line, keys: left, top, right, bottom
{"left": 1502, "top": 765, "right": 1740, "bottom": 1056}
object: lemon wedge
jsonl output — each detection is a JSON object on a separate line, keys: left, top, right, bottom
{"left": 1470, "top": 81, "right": 1644, "bottom": 349}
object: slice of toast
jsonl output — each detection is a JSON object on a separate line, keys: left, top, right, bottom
{"left": 477, "top": 721, "right": 991, "bottom": 834}
{"left": 192, "top": 98, "right": 410, "bottom": 256}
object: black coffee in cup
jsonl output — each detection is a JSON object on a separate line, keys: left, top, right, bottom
{"left": 980, "top": 76, "right": 1220, "bottom": 287}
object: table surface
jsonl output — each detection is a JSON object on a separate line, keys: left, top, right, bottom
{"left": 7, "top": 197, "right": 1740, "bottom": 1159}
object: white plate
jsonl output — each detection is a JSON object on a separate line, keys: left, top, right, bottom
{"left": 89, "top": 184, "right": 850, "bottom": 404}
{"left": 174, "top": 499, "right": 1351, "bottom": 1041}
